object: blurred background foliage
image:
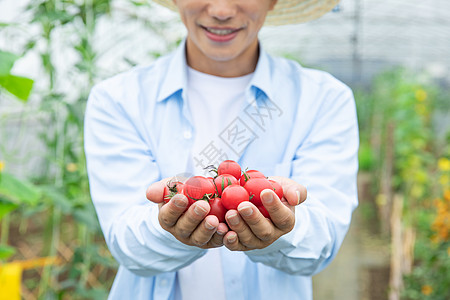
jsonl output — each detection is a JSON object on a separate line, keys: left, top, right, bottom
{"left": 0, "top": 0, "right": 449, "bottom": 299}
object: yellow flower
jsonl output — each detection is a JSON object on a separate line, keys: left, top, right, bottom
{"left": 444, "top": 189, "right": 450, "bottom": 201}
{"left": 447, "top": 247, "right": 450, "bottom": 256}
{"left": 0, "top": 160, "right": 4, "bottom": 172}
{"left": 376, "top": 194, "right": 387, "bottom": 206}
{"left": 438, "top": 158, "right": 450, "bottom": 172}
{"left": 66, "top": 163, "right": 78, "bottom": 173}
{"left": 430, "top": 235, "right": 439, "bottom": 244}
{"left": 440, "top": 175, "right": 449, "bottom": 187}
{"left": 421, "top": 285, "right": 433, "bottom": 295}
{"left": 415, "top": 89, "right": 428, "bottom": 102}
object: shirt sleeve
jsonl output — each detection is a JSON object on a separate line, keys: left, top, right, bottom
{"left": 245, "top": 85, "right": 359, "bottom": 276}
{"left": 84, "top": 84, "right": 206, "bottom": 277}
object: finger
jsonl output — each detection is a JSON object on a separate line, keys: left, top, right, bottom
{"left": 189, "top": 215, "right": 219, "bottom": 247}
{"left": 223, "top": 231, "right": 244, "bottom": 251}
{"left": 174, "top": 200, "right": 210, "bottom": 239}
{"left": 146, "top": 177, "right": 172, "bottom": 203}
{"left": 158, "top": 193, "right": 189, "bottom": 228}
{"left": 284, "top": 184, "right": 307, "bottom": 206}
{"left": 267, "top": 176, "right": 307, "bottom": 206}
{"left": 267, "top": 176, "right": 297, "bottom": 188}
{"left": 225, "top": 209, "right": 262, "bottom": 249}
{"left": 237, "top": 202, "right": 274, "bottom": 242}
{"left": 208, "top": 223, "right": 229, "bottom": 248}
{"left": 261, "top": 189, "right": 295, "bottom": 231}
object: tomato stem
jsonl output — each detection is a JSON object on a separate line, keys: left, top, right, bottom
{"left": 204, "top": 164, "right": 218, "bottom": 176}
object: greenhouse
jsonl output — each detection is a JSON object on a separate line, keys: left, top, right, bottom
{"left": 0, "top": 0, "right": 449, "bottom": 299}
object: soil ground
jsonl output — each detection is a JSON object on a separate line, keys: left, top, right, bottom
{"left": 312, "top": 174, "right": 391, "bottom": 300}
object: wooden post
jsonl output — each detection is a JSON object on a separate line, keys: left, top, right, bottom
{"left": 389, "top": 194, "right": 403, "bottom": 300}
{"left": 379, "top": 121, "right": 395, "bottom": 235}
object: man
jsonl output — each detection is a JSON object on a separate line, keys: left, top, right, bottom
{"left": 84, "top": 0, "right": 359, "bottom": 299}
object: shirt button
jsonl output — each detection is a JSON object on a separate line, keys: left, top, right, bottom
{"left": 183, "top": 131, "right": 192, "bottom": 139}
{"left": 160, "top": 279, "right": 168, "bottom": 287}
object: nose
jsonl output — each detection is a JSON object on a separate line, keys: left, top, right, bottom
{"left": 207, "top": 0, "right": 237, "bottom": 22}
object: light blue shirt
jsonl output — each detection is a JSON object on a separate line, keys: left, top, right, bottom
{"left": 84, "top": 40, "right": 359, "bottom": 300}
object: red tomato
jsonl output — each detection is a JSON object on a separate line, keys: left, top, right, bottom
{"left": 244, "top": 178, "right": 274, "bottom": 206}
{"left": 257, "top": 206, "right": 270, "bottom": 218}
{"left": 269, "top": 179, "right": 283, "bottom": 200}
{"left": 208, "top": 197, "right": 227, "bottom": 223}
{"left": 183, "top": 176, "right": 216, "bottom": 205}
{"left": 217, "top": 160, "right": 241, "bottom": 180}
{"left": 221, "top": 184, "right": 250, "bottom": 210}
{"left": 239, "top": 169, "right": 265, "bottom": 186}
{"left": 163, "top": 181, "right": 184, "bottom": 204}
{"left": 214, "top": 174, "right": 238, "bottom": 196}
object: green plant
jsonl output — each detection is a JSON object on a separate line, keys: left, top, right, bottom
{"left": 0, "top": 50, "right": 34, "bottom": 101}
{"left": 354, "top": 67, "right": 450, "bottom": 299}
{"left": 1, "top": 0, "right": 182, "bottom": 298}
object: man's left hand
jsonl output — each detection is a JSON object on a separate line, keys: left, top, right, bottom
{"left": 223, "top": 176, "right": 307, "bottom": 251}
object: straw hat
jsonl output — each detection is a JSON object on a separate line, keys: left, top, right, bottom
{"left": 152, "top": 0, "right": 340, "bottom": 26}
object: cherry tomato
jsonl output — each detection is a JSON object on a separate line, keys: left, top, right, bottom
{"left": 269, "top": 179, "right": 283, "bottom": 200}
{"left": 244, "top": 178, "right": 274, "bottom": 206}
{"left": 208, "top": 197, "right": 227, "bottom": 223}
{"left": 217, "top": 160, "right": 241, "bottom": 180}
{"left": 163, "top": 181, "right": 184, "bottom": 204}
{"left": 214, "top": 174, "right": 238, "bottom": 196}
{"left": 183, "top": 176, "right": 216, "bottom": 205}
{"left": 221, "top": 184, "right": 250, "bottom": 210}
{"left": 257, "top": 206, "right": 270, "bottom": 218}
{"left": 239, "top": 169, "right": 265, "bottom": 186}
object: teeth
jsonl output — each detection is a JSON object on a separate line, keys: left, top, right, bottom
{"left": 207, "top": 28, "right": 235, "bottom": 35}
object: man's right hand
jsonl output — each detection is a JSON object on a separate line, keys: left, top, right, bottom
{"left": 146, "top": 178, "right": 229, "bottom": 249}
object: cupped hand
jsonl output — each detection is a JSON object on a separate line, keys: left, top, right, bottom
{"left": 146, "top": 178, "right": 229, "bottom": 249}
{"left": 223, "top": 177, "right": 306, "bottom": 251}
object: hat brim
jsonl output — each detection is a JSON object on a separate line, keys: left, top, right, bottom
{"left": 152, "top": 0, "right": 339, "bottom": 26}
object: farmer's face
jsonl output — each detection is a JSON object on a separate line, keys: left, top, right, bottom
{"left": 173, "top": 0, "right": 277, "bottom": 75}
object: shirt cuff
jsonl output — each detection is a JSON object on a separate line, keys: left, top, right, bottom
{"left": 245, "top": 201, "right": 310, "bottom": 257}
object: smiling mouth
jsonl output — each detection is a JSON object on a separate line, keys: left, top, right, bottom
{"left": 203, "top": 26, "right": 241, "bottom": 36}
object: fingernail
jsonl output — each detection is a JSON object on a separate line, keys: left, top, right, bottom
{"left": 227, "top": 213, "right": 239, "bottom": 226}
{"left": 205, "top": 221, "right": 215, "bottom": 230}
{"left": 217, "top": 229, "right": 226, "bottom": 235}
{"left": 238, "top": 205, "right": 253, "bottom": 217}
{"left": 262, "top": 191, "right": 274, "bottom": 204}
{"left": 173, "top": 197, "right": 187, "bottom": 208}
{"left": 194, "top": 204, "right": 207, "bottom": 216}
{"left": 296, "top": 190, "right": 301, "bottom": 205}
{"left": 227, "top": 234, "right": 237, "bottom": 243}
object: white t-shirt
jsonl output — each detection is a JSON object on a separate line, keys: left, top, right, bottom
{"left": 174, "top": 67, "right": 253, "bottom": 300}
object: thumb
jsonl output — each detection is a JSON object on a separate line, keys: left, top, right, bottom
{"left": 146, "top": 177, "right": 172, "bottom": 203}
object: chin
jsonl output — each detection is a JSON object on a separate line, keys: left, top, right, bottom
{"left": 205, "top": 51, "right": 239, "bottom": 63}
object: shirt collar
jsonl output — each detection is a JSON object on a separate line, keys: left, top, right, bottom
{"left": 247, "top": 45, "right": 274, "bottom": 101}
{"left": 157, "top": 39, "right": 189, "bottom": 103}
{"left": 156, "top": 39, "right": 274, "bottom": 102}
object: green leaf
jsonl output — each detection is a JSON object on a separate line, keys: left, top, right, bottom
{"left": 0, "top": 74, "right": 34, "bottom": 101}
{"left": 0, "top": 173, "right": 41, "bottom": 205}
{"left": 0, "top": 244, "right": 16, "bottom": 260}
{"left": 0, "top": 201, "right": 18, "bottom": 221}
{"left": 0, "top": 50, "right": 19, "bottom": 75}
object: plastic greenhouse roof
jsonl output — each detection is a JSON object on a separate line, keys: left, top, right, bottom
{"left": 260, "top": 0, "right": 450, "bottom": 85}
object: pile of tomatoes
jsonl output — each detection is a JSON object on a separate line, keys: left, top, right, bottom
{"left": 163, "top": 160, "right": 283, "bottom": 222}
